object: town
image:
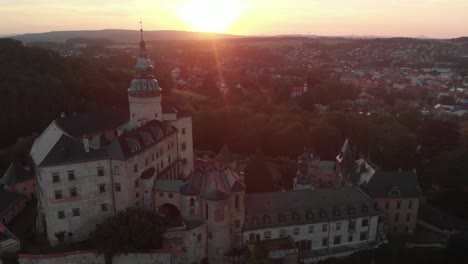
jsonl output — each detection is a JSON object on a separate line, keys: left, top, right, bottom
{"left": 1, "top": 29, "right": 468, "bottom": 264}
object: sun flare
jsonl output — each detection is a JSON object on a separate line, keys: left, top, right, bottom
{"left": 178, "top": 0, "right": 241, "bottom": 33}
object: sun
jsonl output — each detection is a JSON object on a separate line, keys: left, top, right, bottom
{"left": 178, "top": 0, "right": 241, "bottom": 33}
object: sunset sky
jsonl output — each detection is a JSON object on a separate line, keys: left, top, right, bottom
{"left": 1, "top": 0, "right": 467, "bottom": 38}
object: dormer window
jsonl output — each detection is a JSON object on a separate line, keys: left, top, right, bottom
{"left": 252, "top": 216, "right": 259, "bottom": 225}
{"left": 145, "top": 135, "right": 153, "bottom": 145}
{"left": 361, "top": 204, "right": 369, "bottom": 214}
{"left": 292, "top": 212, "right": 300, "bottom": 222}
{"left": 333, "top": 207, "right": 341, "bottom": 217}
{"left": 389, "top": 186, "right": 401, "bottom": 197}
{"left": 347, "top": 206, "right": 356, "bottom": 215}
{"left": 263, "top": 215, "right": 271, "bottom": 225}
{"left": 278, "top": 213, "right": 286, "bottom": 223}
{"left": 320, "top": 208, "right": 327, "bottom": 218}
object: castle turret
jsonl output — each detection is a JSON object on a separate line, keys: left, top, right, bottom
{"left": 128, "top": 25, "right": 162, "bottom": 128}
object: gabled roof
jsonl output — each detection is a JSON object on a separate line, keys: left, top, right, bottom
{"left": 214, "top": 145, "right": 233, "bottom": 164}
{"left": 40, "top": 134, "right": 109, "bottom": 167}
{"left": 0, "top": 190, "right": 25, "bottom": 216}
{"left": 365, "top": 171, "right": 420, "bottom": 199}
{"left": 0, "top": 163, "right": 34, "bottom": 186}
{"left": 244, "top": 186, "right": 378, "bottom": 230}
{"left": 56, "top": 108, "right": 129, "bottom": 139}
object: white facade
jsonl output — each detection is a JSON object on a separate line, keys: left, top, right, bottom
{"left": 31, "top": 31, "right": 194, "bottom": 246}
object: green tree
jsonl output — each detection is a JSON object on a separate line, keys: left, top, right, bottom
{"left": 245, "top": 244, "right": 270, "bottom": 264}
{"left": 90, "top": 208, "right": 167, "bottom": 264}
{"left": 244, "top": 149, "right": 274, "bottom": 193}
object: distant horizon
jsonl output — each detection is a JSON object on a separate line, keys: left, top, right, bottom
{"left": 3, "top": 28, "right": 467, "bottom": 40}
{"left": 1, "top": 1, "right": 468, "bottom": 39}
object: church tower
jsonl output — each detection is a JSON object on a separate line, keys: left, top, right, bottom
{"left": 128, "top": 24, "right": 162, "bottom": 128}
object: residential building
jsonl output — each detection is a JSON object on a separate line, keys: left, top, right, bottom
{"left": 0, "top": 191, "right": 26, "bottom": 226}
{"left": 0, "top": 162, "right": 36, "bottom": 200}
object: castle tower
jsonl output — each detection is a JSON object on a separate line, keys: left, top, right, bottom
{"left": 128, "top": 24, "right": 162, "bottom": 128}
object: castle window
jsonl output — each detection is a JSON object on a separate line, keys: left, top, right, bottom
{"left": 190, "top": 198, "right": 195, "bottom": 206}
{"left": 99, "top": 184, "right": 106, "bottom": 193}
{"left": 208, "top": 232, "right": 213, "bottom": 240}
{"left": 181, "top": 128, "right": 186, "bottom": 135}
{"left": 135, "top": 179, "right": 139, "bottom": 188}
{"left": 362, "top": 218, "right": 369, "bottom": 227}
{"left": 235, "top": 219, "right": 240, "bottom": 228}
{"left": 336, "top": 222, "right": 342, "bottom": 231}
{"left": 182, "top": 142, "right": 187, "bottom": 151}
{"left": 70, "top": 188, "right": 77, "bottom": 197}
{"left": 322, "top": 224, "right": 328, "bottom": 232}
{"left": 197, "top": 234, "right": 202, "bottom": 242}
{"left": 334, "top": 235, "right": 342, "bottom": 245}
{"left": 72, "top": 208, "right": 80, "bottom": 217}
{"left": 101, "top": 203, "right": 108, "bottom": 212}
{"left": 389, "top": 186, "right": 401, "bottom": 197}
{"left": 205, "top": 204, "right": 209, "bottom": 220}
{"left": 397, "top": 201, "right": 401, "bottom": 209}
{"left": 136, "top": 192, "right": 139, "bottom": 198}
{"left": 408, "top": 201, "right": 413, "bottom": 209}
{"left": 385, "top": 202, "right": 389, "bottom": 209}
{"left": 235, "top": 195, "right": 239, "bottom": 210}
{"left": 249, "top": 233, "right": 255, "bottom": 242}
{"left": 264, "top": 231, "right": 271, "bottom": 239}
{"left": 406, "top": 214, "right": 411, "bottom": 222}
{"left": 52, "top": 173, "right": 60, "bottom": 183}
{"left": 115, "top": 183, "right": 121, "bottom": 192}
{"left": 113, "top": 166, "right": 120, "bottom": 175}
{"left": 97, "top": 167, "right": 104, "bottom": 176}
{"left": 293, "top": 227, "right": 300, "bottom": 235}
{"left": 57, "top": 210, "right": 65, "bottom": 219}
{"left": 308, "top": 225, "right": 314, "bottom": 233}
{"left": 360, "top": 231, "right": 368, "bottom": 241}
{"left": 348, "top": 235, "right": 353, "bottom": 242}
{"left": 395, "top": 214, "right": 400, "bottom": 222}
{"left": 349, "top": 219, "right": 356, "bottom": 230}
{"left": 54, "top": 190, "right": 62, "bottom": 200}
{"left": 67, "top": 171, "right": 75, "bottom": 181}
{"left": 279, "top": 230, "right": 286, "bottom": 237}
{"left": 322, "top": 237, "right": 328, "bottom": 247}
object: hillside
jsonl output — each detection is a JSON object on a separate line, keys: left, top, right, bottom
{"left": 10, "top": 29, "right": 238, "bottom": 43}
{"left": 0, "top": 38, "right": 132, "bottom": 148}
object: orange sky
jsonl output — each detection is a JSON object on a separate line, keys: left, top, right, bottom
{"left": 1, "top": 0, "right": 467, "bottom": 38}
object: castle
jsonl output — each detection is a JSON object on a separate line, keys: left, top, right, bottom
{"left": 28, "top": 29, "right": 415, "bottom": 264}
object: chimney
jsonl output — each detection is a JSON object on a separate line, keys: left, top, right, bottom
{"left": 60, "top": 112, "right": 66, "bottom": 118}
{"left": 83, "top": 135, "right": 90, "bottom": 153}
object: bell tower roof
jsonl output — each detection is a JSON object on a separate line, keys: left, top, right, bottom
{"left": 128, "top": 21, "right": 162, "bottom": 97}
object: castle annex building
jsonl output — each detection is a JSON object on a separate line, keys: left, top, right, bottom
{"left": 30, "top": 29, "right": 194, "bottom": 246}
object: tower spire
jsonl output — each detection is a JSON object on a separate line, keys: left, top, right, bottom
{"left": 139, "top": 19, "right": 147, "bottom": 58}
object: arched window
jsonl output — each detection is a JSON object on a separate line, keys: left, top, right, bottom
{"left": 205, "top": 204, "right": 209, "bottom": 220}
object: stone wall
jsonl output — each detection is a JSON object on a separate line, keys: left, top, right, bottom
{"left": 19, "top": 250, "right": 172, "bottom": 264}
